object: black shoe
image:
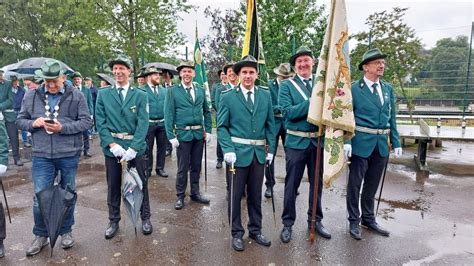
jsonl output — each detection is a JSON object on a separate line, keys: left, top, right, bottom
{"left": 0, "top": 240, "right": 4, "bottom": 258}
{"left": 14, "top": 160, "right": 24, "bottom": 166}
{"left": 264, "top": 187, "right": 272, "bottom": 198}
{"left": 142, "top": 219, "right": 153, "bottom": 235}
{"left": 231, "top": 237, "right": 244, "bottom": 251}
{"left": 349, "top": 224, "right": 362, "bottom": 240}
{"left": 216, "top": 161, "right": 223, "bottom": 169}
{"left": 280, "top": 226, "right": 292, "bottom": 243}
{"left": 190, "top": 195, "right": 210, "bottom": 205}
{"left": 156, "top": 169, "right": 168, "bottom": 177}
{"left": 105, "top": 222, "right": 119, "bottom": 239}
{"left": 175, "top": 198, "right": 184, "bottom": 210}
{"left": 315, "top": 222, "right": 332, "bottom": 239}
{"left": 361, "top": 222, "right": 390, "bottom": 237}
{"left": 249, "top": 233, "right": 271, "bottom": 247}
{"left": 84, "top": 151, "right": 93, "bottom": 157}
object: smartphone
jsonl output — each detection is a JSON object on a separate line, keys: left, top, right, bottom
{"left": 44, "top": 119, "right": 55, "bottom": 124}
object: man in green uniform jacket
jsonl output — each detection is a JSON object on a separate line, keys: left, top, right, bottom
{"left": 71, "top": 72, "right": 94, "bottom": 157}
{"left": 164, "top": 61, "right": 212, "bottom": 210}
{"left": 0, "top": 71, "right": 20, "bottom": 166}
{"left": 143, "top": 67, "right": 169, "bottom": 178}
{"left": 211, "top": 68, "right": 228, "bottom": 169}
{"left": 279, "top": 46, "right": 331, "bottom": 243}
{"left": 217, "top": 55, "right": 275, "bottom": 252}
{"left": 0, "top": 113, "right": 9, "bottom": 258}
{"left": 344, "top": 48, "right": 402, "bottom": 240}
{"left": 263, "top": 63, "right": 293, "bottom": 198}
{"left": 95, "top": 57, "right": 152, "bottom": 238}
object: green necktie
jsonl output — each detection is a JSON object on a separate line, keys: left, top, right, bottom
{"left": 118, "top": 88, "right": 124, "bottom": 104}
{"left": 304, "top": 79, "right": 312, "bottom": 93}
{"left": 372, "top": 83, "right": 381, "bottom": 104}
{"left": 186, "top": 87, "right": 193, "bottom": 102}
{"left": 247, "top": 91, "right": 254, "bottom": 110}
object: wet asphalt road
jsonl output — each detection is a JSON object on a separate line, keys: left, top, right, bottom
{"left": 1, "top": 135, "right": 473, "bottom": 265}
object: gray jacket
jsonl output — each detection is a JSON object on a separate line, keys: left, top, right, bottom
{"left": 16, "top": 83, "right": 92, "bottom": 159}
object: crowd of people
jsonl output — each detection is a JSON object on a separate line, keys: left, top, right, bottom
{"left": 0, "top": 45, "right": 402, "bottom": 257}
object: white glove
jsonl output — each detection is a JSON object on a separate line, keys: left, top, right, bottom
{"left": 0, "top": 164, "right": 7, "bottom": 175}
{"left": 266, "top": 153, "right": 274, "bottom": 164}
{"left": 394, "top": 147, "right": 403, "bottom": 158}
{"left": 120, "top": 148, "right": 137, "bottom": 162}
{"left": 343, "top": 144, "right": 352, "bottom": 160}
{"left": 170, "top": 138, "right": 179, "bottom": 149}
{"left": 205, "top": 133, "right": 212, "bottom": 144}
{"left": 224, "top": 152, "right": 236, "bottom": 164}
{"left": 110, "top": 144, "right": 126, "bottom": 158}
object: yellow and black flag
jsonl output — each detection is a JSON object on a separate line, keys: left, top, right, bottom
{"left": 242, "top": 0, "right": 268, "bottom": 86}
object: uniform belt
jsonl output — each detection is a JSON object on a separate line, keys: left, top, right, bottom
{"left": 3, "top": 109, "right": 14, "bottom": 112}
{"left": 231, "top": 137, "right": 265, "bottom": 146}
{"left": 286, "top": 129, "right": 320, "bottom": 138}
{"left": 355, "top": 126, "right": 390, "bottom": 135}
{"left": 149, "top": 118, "right": 165, "bottom": 123}
{"left": 111, "top": 132, "right": 134, "bottom": 140}
{"left": 183, "top": 125, "right": 202, "bottom": 130}
{"left": 274, "top": 113, "right": 283, "bottom": 118}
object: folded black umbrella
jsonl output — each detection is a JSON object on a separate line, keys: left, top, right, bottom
{"left": 36, "top": 173, "right": 77, "bottom": 257}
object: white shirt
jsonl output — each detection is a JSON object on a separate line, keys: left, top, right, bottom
{"left": 363, "top": 76, "right": 384, "bottom": 105}
{"left": 240, "top": 86, "right": 255, "bottom": 104}
{"left": 181, "top": 82, "right": 195, "bottom": 102}
{"left": 147, "top": 82, "right": 158, "bottom": 94}
{"left": 117, "top": 83, "right": 130, "bottom": 100}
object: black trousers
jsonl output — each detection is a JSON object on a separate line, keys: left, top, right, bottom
{"left": 265, "top": 121, "right": 286, "bottom": 189}
{"left": 216, "top": 141, "right": 223, "bottom": 163}
{"left": 82, "top": 130, "right": 90, "bottom": 152}
{"left": 146, "top": 124, "right": 167, "bottom": 173}
{"left": 281, "top": 144, "right": 324, "bottom": 227}
{"left": 105, "top": 155, "right": 150, "bottom": 223}
{"left": 347, "top": 147, "right": 387, "bottom": 225}
{"left": 5, "top": 121, "right": 20, "bottom": 162}
{"left": 176, "top": 139, "right": 203, "bottom": 199}
{"left": 228, "top": 155, "right": 264, "bottom": 238}
{"left": 0, "top": 202, "right": 5, "bottom": 240}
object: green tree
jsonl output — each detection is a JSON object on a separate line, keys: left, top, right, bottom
{"left": 96, "top": 0, "right": 192, "bottom": 74}
{"left": 203, "top": 0, "right": 327, "bottom": 82}
{"left": 351, "top": 7, "right": 423, "bottom": 121}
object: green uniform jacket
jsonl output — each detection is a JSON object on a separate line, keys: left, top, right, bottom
{"left": 0, "top": 121, "right": 8, "bottom": 165}
{"left": 78, "top": 85, "right": 94, "bottom": 116}
{"left": 268, "top": 79, "right": 284, "bottom": 132}
{"left": 164, "top": 83, "right": 212, "bottom": 141}
{"left": 143, "top": 84, "right": 167, "bottom": 127}
{"left": 216, "top": 83, "right": 237, "bottom": 112}
{"left": 0, "top": 80, "right": 15, "bottom": 122}
{"left": 278, "top": 75, "right": 319, "bottom": 149}
{"left": 217, "top": 85, "right": 276, "bottom": 167}
{"left": 211, "top": 82, "right": 225, "bottom": 111}
{"left": 95, "top": 85, "right": 149, "bottom": 157}
{"left": 348, "top": 78, "right": 401, "bottom": 158}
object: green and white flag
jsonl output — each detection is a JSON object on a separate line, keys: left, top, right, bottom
{"left": 193, "top": 27, "right": 211, "bottom": 109}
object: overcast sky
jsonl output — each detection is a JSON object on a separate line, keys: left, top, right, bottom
{"left": 177, "top": 0, "right": 473, "bottom": 59}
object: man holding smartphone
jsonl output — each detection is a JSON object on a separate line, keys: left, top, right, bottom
{"left": 16, "top": 59, "right": 92, "bottom": 256}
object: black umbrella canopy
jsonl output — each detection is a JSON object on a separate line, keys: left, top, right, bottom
{"left": 143, "top": 62, "right": 178, "bottom": 75}
{"left": 36, "top": 182, "right": 77, "bottom": 257}
{"left": 10, "top": 57, "right": 74, "bottom": 75}
{"left": 96, "top": 73, "right": 116, "bottom": 87}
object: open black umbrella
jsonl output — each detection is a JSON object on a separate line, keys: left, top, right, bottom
{"left": 143, "top": 62, "right": 178, "bottom": 75}
{"left": 10, "top": 57, "right": 74, "bottom": 75}
{"left": 121, "top": 162, "right": 143, "bottom": 235}
{"left": 36, "top": 173, "right": 77, "bottom": 256}
{"left": 96, "top": 73, "right": 116, "bottom": 87}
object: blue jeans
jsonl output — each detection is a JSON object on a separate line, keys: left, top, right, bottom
{"left": 31, "top": 155, "right": 79, "bottom": 236}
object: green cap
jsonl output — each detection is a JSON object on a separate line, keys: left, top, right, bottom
{"left": 289, "top": 46, "right": 313, "bottom": 66}
{"left": 233, "top": 55, "right": 258, "bottom": 74}
{"left": 34, "top": 59, "right": 64, "bottom": 79}
{"left": 358, "top": 48, "right": 387, "bottom": 71}
{"left": 70, "top": 72, "right": 83, "bottom": 79}
{"left": 109, "top": 56, "right": 132, "bottom": 69}
{"left": 176, "top": 61, "right": 195, "bottom": 72}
